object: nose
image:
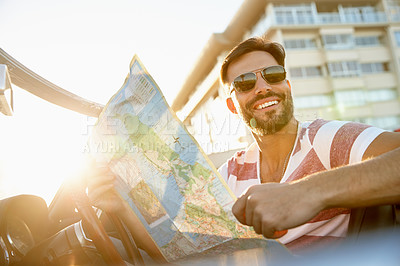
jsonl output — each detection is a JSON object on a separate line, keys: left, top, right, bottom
{"left": 253, "top": 72, "right": 271, "bottom": 94}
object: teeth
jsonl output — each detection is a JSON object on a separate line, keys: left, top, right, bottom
{"left": 256, "top": 100, "right": 278, "bottom": 110}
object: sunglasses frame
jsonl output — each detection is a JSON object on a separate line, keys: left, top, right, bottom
{"left": 229, "top": 65, "right": 286, "bottom": 94}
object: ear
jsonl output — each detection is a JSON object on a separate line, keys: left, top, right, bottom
{"left": 226, "top": 98, "right": 238, "bottom": 114}
{"left": 286, "top": 79, "right": 292, "bottom": 90}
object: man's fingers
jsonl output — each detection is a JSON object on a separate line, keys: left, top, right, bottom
{"left": 232, "top": 195, "right": 247, "bottom": 224}
{"left": 87, "top": 169, "right": 115, "bottom": 188}
{"left": 245, "top": 195, "right": 254, "bottom": 226}
{"left": 260, "top": 220, "right": 288, "bottom": 239}
{"left": 251, "top": 211, "right": 262, "bottom": 234}
{"left": 88, "top": 183, "right": 114, "bottom": 203}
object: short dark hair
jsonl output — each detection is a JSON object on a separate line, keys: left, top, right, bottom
{"left": 220, "top": 37, "right": 286, "bottom": 90}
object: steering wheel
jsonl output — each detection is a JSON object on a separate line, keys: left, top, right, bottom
{"left": 72, "top": 191, "right": 144, "bottom": 265}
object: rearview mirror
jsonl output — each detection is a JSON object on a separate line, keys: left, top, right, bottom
{"left": 0, "top": 64, "right": 13, "bottom": 116}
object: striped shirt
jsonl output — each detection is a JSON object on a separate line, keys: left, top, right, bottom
{"left": 218, "top": 119, "right": 385, "bottom": 253}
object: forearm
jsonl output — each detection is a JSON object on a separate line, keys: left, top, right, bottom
{"left": 296, "top": 147, "right": 400, "bottom": 210}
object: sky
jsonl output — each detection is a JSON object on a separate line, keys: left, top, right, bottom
{"left": 0, "top": 0, "right": 244, "bottom": 204}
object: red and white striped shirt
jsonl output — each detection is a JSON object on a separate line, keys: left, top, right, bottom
{"left": 218, "top": 119, "right": 385, "bottom": 253}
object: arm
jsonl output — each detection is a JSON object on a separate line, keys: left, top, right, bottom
{"left": 321, "top": 145, "right": 400, "bottom": 208}
{"left": 233, "top": 146, "right": 400, "bottom": 239}
{"left": 324, "top": 130, "right": 400, "bottom": 208}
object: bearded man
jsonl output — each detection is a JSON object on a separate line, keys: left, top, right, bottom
{"left": 218, "top": 37, "right": 400, "bottom": 254}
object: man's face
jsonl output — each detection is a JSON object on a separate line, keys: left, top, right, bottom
{"left": 226, "top": 51, "right": 294, "bottom": 135}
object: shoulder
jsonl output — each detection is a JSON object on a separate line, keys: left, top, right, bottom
{"left": 303, "top": 119, "right": 386, "bottom": 166}
{"left": 305, "top": 119, "right": 383, "bottom": 142}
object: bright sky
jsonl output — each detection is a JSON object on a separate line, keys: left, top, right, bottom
{"left": 0, "top": 0, "right": 244, "bottom": 204}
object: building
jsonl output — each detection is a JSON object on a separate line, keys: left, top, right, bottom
{"left": 171, "top": 0, "right": 400, "bottom": 164}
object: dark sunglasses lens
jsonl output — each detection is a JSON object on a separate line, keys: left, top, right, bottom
{"left": 262, "top": 66, "right": 286, "bottom": 83}
{"left": 233, "top": 73, "right": 257, "bottom": 92}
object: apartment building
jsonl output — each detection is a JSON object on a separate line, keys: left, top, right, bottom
{"left": 172, "top": 0, "right": 400, "bottom": 160}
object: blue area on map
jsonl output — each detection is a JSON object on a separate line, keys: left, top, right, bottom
{"left": 160, "top": 172, "right": 184, "bottom": 218}
{"left": 148, "top": 218, "right": 177, "bottom": 247}
{"left": 174, "top": 126, "right": 201, "bottom": 166}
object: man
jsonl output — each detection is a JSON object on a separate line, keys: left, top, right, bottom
{"left": 218, "top": 37, "right": 400, "bottom": 253}
{"left": 88, "top": 37, "right": 400, "bottom": 258}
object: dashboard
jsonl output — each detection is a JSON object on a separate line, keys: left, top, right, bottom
{"left": 5, "top": 215, "right": 35, "bottom": 257}
{"left": 0, "top": 195, "right": 49, "bottom": 265}
{"left": 0, "top": 194, "right": 120, "bottom": 265}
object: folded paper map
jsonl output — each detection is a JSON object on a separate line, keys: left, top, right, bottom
{"left": 88, "top": 55, "right": 282, "bottom": 261}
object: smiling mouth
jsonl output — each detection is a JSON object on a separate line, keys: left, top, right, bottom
{"left": 255, "top": 100, "right": 279, "bottom": 110}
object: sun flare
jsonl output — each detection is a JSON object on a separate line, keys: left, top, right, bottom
{"left": 0, "top": 91, "right": 95, "bottom": 205}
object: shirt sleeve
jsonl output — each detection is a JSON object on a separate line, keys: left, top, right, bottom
{"left": 349, "top": 126, "right": 386, "bottom": 164}
{"left": 327, "top": 121, "right": 386, "bottom": 168}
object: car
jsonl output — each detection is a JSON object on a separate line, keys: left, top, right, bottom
{"left": 1, "top": 47, "right": 399, "bottom": 266}
{"left": 0, "top": 182, "right": 294, "bottom": 265}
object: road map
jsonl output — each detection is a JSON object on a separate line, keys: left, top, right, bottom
{"left": 88, "top": 56, "right": 268, "bottom": 261}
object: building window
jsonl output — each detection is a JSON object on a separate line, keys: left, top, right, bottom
{"left": 395, "top": 31, "right": 400, "bottom": 46}
{"left": 322, "top": 34, "right": 354, "bottom": 50}
{"left": 274, "top": 5, "right": 314, "bottom": 25}
{"left": 294, "top": 94, "right": 332, "bottom": 109}
{"left": 342, "top": 6, "right": 385, "bottom": 23}
{"left": 327, "top": 61, "right": 360, "bottom": 77}
{"left": 289, "top": 66, "right": 322, "bottom": 79}
{"left": 284, "top": 39, "right": 317, "bottom": 50}
{"left": 352, "top": 116, "right": 400, "bottom": 130}
{"left": 368, "top": 116, "right": 400, "bottom": 130}
{"left": 386, "top": 0, "right": 400, "bottom": 22}
{"left": 361, "top": 62, "right": 387, "bottom": 74}
{"left": 355, "top": 36, "right": 381, "bottom": 46}
{"left": 367, "top": 88, "right": 398, "bottom": 102}
{"left": 335, "top": 90, "right": 366, "bottom": 106}
{"left": 351, "top": 117, "right": 369, "bottom": 124}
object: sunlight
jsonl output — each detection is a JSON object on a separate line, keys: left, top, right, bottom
{"left": 0, "top": 0, "right": 244, "bottom": 206}
{"left": 0, "top": 88, "right": 93, "bottom": 205}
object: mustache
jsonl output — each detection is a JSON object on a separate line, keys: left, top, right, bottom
{"left": 245, "top": 91, "right": 286, "bottom": 110}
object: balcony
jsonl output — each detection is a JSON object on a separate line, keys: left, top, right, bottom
{"left": 388, "top": 7, "right": 400, "bottom": 22}
{"left": 331, "top": 77, "right": 365, "bottom": 90}
{"left": 275, "top": 14, "right": 315, "bottom": 25}
{"left": 363, "top": 73, "right": 398, "bottom": 90}
{"left": 370, "top": 100, "right": 400, "bottom": 117}
{"left": 338, "top": 105, "right": 372, "bottom": 120}
{"left": 286, "top": 50, "right": 323, "bottom": 67}
{"left": 273, "top": 11, "right": 388, "bottom": 26}
{"left": 291, "top": 78, "right": 332, "bottom": 96}
{"left": 318, "top": 13, "right": 341, "bottom": 24}
{"left": 358, "top": 47, "right": 391, "bottom": 63}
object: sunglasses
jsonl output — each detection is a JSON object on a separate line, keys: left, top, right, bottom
{"left": 230, "top": 65, "right": 286, "bottom": 94}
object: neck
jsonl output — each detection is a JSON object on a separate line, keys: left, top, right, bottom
{"left": 253, "top": 117, "right": 298, "bottom": 154}
{"left": 253, "top": 117, "right": 299, "bottom": 182}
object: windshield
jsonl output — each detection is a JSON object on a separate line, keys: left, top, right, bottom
{"left": 0, "top": 0, "right": 244, "bottom": 205}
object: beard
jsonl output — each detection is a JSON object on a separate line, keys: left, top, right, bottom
{"left": 237, "top": 91, "right": 294, "bottom": 136}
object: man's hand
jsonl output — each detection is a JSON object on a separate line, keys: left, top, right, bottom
{"left": 232, "top": 182, "right": 323, "bottom": 239}
{"left": 86, "top": 162, "right": 127, "bottom": 214}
